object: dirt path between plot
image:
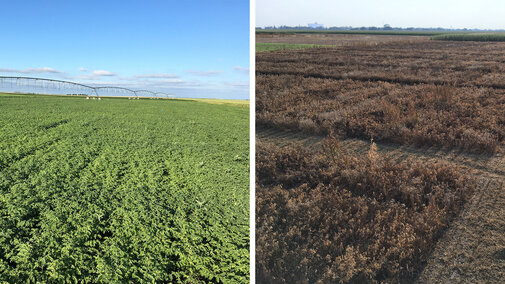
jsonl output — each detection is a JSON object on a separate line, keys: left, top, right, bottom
{"left": 257, "top": 125, "right": 505, "bottom": 283}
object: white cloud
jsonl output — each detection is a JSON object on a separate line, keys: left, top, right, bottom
{"left": 92, "top": 70, "right": 116, "bottom": 76}
{"left": 224, "top": 81, "right": 249, "bottom": 88}
{"left": 78, "top": 70, "right": 117, "bottom": 80}
{"left": 134, "top": 73, "right": 179, "bottom": 79}
{"left": 26, "top": 67, "right": 60, "bottom": 73}
{"left": 0, "top": 67, "right": 61, "bottom": 74}
{"left": 151, "top": 78, "right": 185, "bottom": 83}
{"left": 0, "top": 68, "right": 19, "bottom": 73}
{"left": 186, "top": 70, "right": 224, "bottom": 76}
{"left": 233, "top": 66, "right": 249, "bottom": 73}
{"left": 129, "top": 78, "right": 185, "bottom": 84}
{"left": 79, "top": 67, "right": 88, "bottom": 72}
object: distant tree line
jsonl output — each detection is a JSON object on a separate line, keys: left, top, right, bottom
{"left": 257, "top": 24, "right": 504, "bottom": 32}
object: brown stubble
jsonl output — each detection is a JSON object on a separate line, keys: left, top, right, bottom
{"left": 256, "top": 138, "right": 476, "bottom": 283}
{"left": 256, "top": 38, "right": 505, "bottom": 283}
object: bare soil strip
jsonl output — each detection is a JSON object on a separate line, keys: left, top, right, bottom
{"left": 418, "top": 177, "right": 505, "bottom": 283}
{"left": 257, "top": 125, "right": 505, "bottom": 283}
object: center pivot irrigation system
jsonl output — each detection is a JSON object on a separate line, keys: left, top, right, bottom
{"left": 0, "top": 76, "right": 174, "bottom": 99}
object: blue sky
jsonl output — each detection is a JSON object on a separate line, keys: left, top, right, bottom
{"left": 0, "top": 0, "right": 249, "bottom": 99}
{"left": 257, "top": 0, "right": 505, "bottom": 30}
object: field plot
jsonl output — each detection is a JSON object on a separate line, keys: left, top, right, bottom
{"left": 257, "top": 40, "right": 505, "bottom": 153}
{"left": 256, "top": 43, "right": 332, "bottom": 53}
{"left": 0, "top": 94, "right": 249, "bottom": 282}
{"left": 256, "top": 33, "right": 429, "bottom": 46}
{"left": 256, "top": 36, "right": 505, "bottom": 283}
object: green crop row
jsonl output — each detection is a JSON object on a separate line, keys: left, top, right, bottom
{"left": 0, "top": 94, "right": 249, "bottom": 283}
{"left": 431, "top": 32, "right": 505, "bottom": 41}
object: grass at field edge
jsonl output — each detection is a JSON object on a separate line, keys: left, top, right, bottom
{"left": 0, "top": 93, "right": 249, "bottom": 108}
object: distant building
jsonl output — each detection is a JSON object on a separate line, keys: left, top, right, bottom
{"left": 308, "top": 22, "right": 323, "bottom": 28}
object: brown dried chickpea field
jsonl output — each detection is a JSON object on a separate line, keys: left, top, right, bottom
{"left": 256, "top": 33, "right": 505, "bottom": 283}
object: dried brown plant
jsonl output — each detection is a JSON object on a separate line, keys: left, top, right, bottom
{"left": 256, "top": 141, "right": 475, "bottom": 283}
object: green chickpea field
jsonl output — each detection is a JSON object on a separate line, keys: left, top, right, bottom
{"left": 0, "top": 93, "right": 249, "bottom": 283}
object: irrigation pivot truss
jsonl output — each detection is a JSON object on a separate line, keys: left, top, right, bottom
{"left": 0, "top": 76, "right": 174, "bottom": 99}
